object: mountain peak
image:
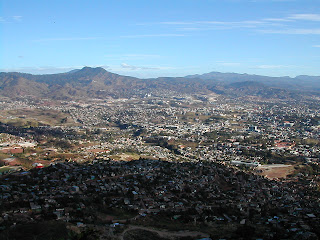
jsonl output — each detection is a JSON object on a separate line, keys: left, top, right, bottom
{"left": 1, "top": 68, "right": 320, "bottom": 100}
{"left": 77, "top": 66, "right": 107, "bottom": 75}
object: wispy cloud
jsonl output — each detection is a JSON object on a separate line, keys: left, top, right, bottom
{"left": 12, "top": 16, "right": 22, "bottom": 21}
{"left": 139, "top": 12, "right": 320, "bottom": 35}
{"left": 161, "top": 20, "right": 267, "bottom": 29}
{"left": 160, "top": 21, "right": 195, "bottom": 25}
{"left": 259, "top": 14, "right": 320, "bottom": 35}
{"left": 313, "top": 45, "right": 320, "bottom": 48}
{"left": 0, "top": 15, "right": 23, "bottom": 23}
{"left": 288, "top": 14, "right": 320, "bottom": 21}
{"left": 254, "top": 65, "right": 292, "bottom": 69}
{"left": 263, "top": 18, "right": 293, "bottom": 22}
{"left": 34, "top": 37, "right": 102, "bottom": 42}
{"left": 155, "top": 20, "right": 276, "bottom": 33}
{"left": 121, "top": 63, "right": 159, "bottom": 70}
{"left": 123, "top": 54, "right": 160, "bottom": 58}
{"left": 260, "top": 29, "right": 320, "bottom": 34}
{"left": 121, "top": 63, "right": 174, "bottom": 71}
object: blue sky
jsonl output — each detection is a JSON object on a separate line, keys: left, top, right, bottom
{"left": 1, "top": 0, "right": 320, "bottom": 78}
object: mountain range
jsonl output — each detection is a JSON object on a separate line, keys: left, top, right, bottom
{"left": 1, "top": 67, "right": 319, "bottom": 100}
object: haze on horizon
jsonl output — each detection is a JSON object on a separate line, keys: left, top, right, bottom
{"left": 1, "top": 0, "right": 320, "bottom": 78}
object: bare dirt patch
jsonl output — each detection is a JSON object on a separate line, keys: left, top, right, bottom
{"left": 110, "top": 153, "right": 141, "bottom": 161}
{"left": 257, "top": 164, "right": 294, "bottom": 180}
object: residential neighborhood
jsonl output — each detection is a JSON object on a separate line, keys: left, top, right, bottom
{"left": 0, "top": 94, "right": 320, "bottom": 239}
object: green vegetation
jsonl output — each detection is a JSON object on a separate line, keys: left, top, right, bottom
{"left": 99, "top": 207, "right": 138, "bottom": 220}
{"left": 124, "top": 229, "right": 166, "bottom": 240}
{"left": 0, "top": 118, "right": 40, "bottom": 128}
{"left": 16, "top": 158, "right": 34, "bottom": 169}
{"left": 0, "top": 166, "right": 15, "bottom": 173}
{"left": 0, "top": 221, "right": 70, "bottom": 240}
{"left": 0, "top": 108, "right": 73, "bottom": 127}
{"left": 290, "top": 163, "right": 320, "bottom": 178}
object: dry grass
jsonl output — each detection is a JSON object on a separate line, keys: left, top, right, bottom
{"left": 110, "top": 153, "right": 141, "bottom": 161}
{"left": 0, "top": 108, "right": 74, "bottom": 126}
{"left": 257, "top": 164, "right": 294, "bottom": 180}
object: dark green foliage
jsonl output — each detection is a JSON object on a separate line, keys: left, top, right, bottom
{"left": 0, "top": 221, "right": 69, "bottom": 240}
{"left": 123, "top": 229, "right": 166, "bottom": 240}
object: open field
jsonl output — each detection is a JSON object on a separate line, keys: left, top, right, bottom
{"left": 0, "top": 108, "right": 74, "bottom": 126}
{"left": 0, "top": 166, "right": 21, "bottom": 173}
{"left": 257, "top": 164, "right": 294, "bottom": 180}
{"left": 109, "top": 153, "right": 141, "bottom": 161}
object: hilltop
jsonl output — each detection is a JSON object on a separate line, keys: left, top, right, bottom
{"left": 1, "top": 67, "right": 320, "bottom": 100}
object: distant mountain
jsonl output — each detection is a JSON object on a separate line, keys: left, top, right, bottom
{"left": 209, "top": 81, "right": 298, "bottom": 99}
{"left": 186, "top": 71, "right": 320, "bottom": 91}
{"left": 0, "top": 72, "right": 48, "bottom": 98}
{"left": 294, "top": 75, "right": 320, "bottom": 91}
{"left": 0, "top": 67, "right": 144, "bottom": 99}
{"left": 0, "top": 67, "right": 210, "bottom": 99}
{"left": 0, "top": 67, "right": 319, "bottom": 100}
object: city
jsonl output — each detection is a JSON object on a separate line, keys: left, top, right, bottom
{"left": 0, "top": 93, "right": 319, "bottom": 239}
{"left": 2, "top": 0, "right": 320, "bottom": 239}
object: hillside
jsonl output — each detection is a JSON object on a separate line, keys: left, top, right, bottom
{"left": 186, "top": 71, "right": 320, "bottom": 91}
{"left": 0, "top": 67, "right": 319, "bottom": 100}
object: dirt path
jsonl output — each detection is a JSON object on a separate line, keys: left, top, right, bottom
{"left": 119, "top": 225, "right": 210, "bottom": 240}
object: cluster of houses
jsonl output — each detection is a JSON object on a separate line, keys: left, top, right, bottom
{"left": 0, "top": 159, "right": 319, "bottom": 239}
{"left": 66, "top": 96, "right": 320, "bottom": 162}
{"left": 0, "top": 96, "right": 320, "bottom": 238}
{"left": 2, "top": 96, "right": 320, "bottom": 167}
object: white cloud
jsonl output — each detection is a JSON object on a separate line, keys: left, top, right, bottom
{"left": 12, "top": 16, "right": 22, "bottom": 21}
{"left": 258, "top": 14, "right": 320, "bottom": 35}
{"left": 0, "top": 16, "right": 23, "bottom": 23}
{"left": 121, "top": 63, "right": 138, "bottom": 70}
{"left": 160, "top": 21, "right": 195, "bottom": 25}
{"left": 140, "top": 12, "right": 320, "bottom": 36}
{"left": 149, "top": 18, "right": 293, "bottom": 33}
{"left": 288, "top": 14, "right": 320, "bottom": 21}
{"left": 124, "top": 54, "right": 160, "bottom": 58}
{"left": 161, "top": 20, "right": 266, "bottom": 29}
{"left": 260, "top": 29, "right": 320, "bottom": 34}
{"left": 263, "top": 18, "right": 293, "bottom": 22}
{"left": 121, "top": 63, "right": 159, "bottom": 70}
{"left": 313, "top": 45, "right": 320, "bottom": 48}
{"left": 120, "top": 63, "right": 175, "bottom": 71}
